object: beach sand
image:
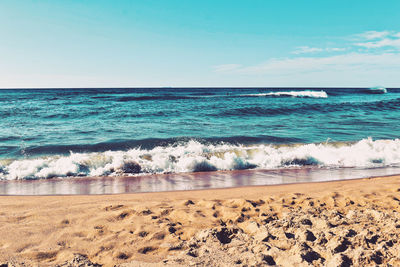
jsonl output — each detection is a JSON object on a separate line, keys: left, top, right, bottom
{"left": 1, "top": 175, "right": 400, "bottom": 266}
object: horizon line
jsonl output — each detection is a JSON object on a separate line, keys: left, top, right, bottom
{"left": 0, "top": 86, "right": 398, "bottom": 90}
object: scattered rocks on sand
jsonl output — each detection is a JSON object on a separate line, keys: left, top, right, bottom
{"left": 56, "top": 254, "right": 101, "bottom": 267}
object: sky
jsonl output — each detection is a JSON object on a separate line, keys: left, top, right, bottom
{"left": 1, "top": 0, "right": 400, "bottom": 88}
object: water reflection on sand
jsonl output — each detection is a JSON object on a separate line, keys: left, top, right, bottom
{"left": 1, "top": 167, "right": 399, "bottom": 195}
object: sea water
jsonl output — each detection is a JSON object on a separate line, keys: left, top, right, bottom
{"left": 1, "top": 87, "right": 400, "bottom": 180}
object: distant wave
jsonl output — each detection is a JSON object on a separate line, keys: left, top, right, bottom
{"left": 241, "top": 90, "right": 328, "bottom": 98}
{"left": 216, "top": 97, "right": 400, "bottom": 117}
{"left": 1, "top": 138, "right": 400, "bottom": 180}
{"left": 92, "top": 90, "right": 329, "bottom": 102}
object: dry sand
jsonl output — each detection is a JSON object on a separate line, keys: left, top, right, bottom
{"left": 0, "top": 175, "right": 400, "bottom": 266}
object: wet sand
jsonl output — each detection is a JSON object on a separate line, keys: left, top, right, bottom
{"left": 1, "top": 175, "right": 400, "bottom": 266}
{"left": 2, "top": 167, "right": 400, "bottom": 195}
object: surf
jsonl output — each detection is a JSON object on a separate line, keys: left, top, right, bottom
{"left": 241, "top": 90, "right": 328, "bottom": 98}
{"left": 1, "top": 138, "right": 400, "bottom": 180}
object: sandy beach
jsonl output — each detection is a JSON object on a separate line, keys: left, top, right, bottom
{"left": 1, "top": 175, "right": 400, "bottom": 266}
{"left": 2, "top": 0, "right": 400, "bottom": 266}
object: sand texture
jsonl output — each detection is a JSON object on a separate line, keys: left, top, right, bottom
{"left": 1, "top": 175, "right": 400, "bottom": 266}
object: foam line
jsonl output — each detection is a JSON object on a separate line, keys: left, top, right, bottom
{"left": 1, "top": 138, "right": 400, "bottom": 180}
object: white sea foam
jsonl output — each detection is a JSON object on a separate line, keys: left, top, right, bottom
{"left": 243, "top": 90, "right": 328, "bottom": 98}
{"left": 1, "top": 138, "right": 399, "bottom": 180}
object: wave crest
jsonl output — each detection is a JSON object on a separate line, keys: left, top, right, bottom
{"left": 1, "top": 138, "right": 400, "bottom": 180}
{"left": 242, "top": 90, "right": 328, "bottom": 98}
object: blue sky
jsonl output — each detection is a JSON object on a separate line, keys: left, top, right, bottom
{"left": 1, "top": 0, "right": 400, "bottom": 88}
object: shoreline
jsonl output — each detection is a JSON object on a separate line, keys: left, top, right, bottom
{"left": 1, "top": 174, "right": 400, "bottom": 266}
{"left": 1, "top": 174, "right": 398, "bottom": 200}
{"left": 1, "top": 172, "right": 399, "bottom": 197}
{"left": 2, "top": 166, "right": 400, "bottom": 196}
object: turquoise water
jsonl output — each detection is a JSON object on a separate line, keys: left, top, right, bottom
{"left": 1, "top": 87, "right": 400, "bottom": 180}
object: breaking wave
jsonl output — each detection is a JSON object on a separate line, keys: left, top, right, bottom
{"left": 241, "top": 90, "right": 328, "bottom": 98}
{"left": 1, "top": 138, "right": 400, "bottom": 180}
{"left": 217, "top": 97, "right": 400, "bottom": 117}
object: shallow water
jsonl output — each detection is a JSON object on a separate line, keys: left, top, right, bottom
{"left": 1, "top": 167, "right": 399, "bottom": 195}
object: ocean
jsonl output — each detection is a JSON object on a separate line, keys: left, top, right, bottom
{"left": 1, "top": 87, "right": 400, "bottom": 182}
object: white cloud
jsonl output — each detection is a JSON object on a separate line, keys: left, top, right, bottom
{"left": 355, "top": 38, "right": 400, "bottom": 49}
{"left": 212, "top": 30, "right": 400, "bottom": 86}
{"left": 212, "top": 52, "right": 400, "bottom": 86}
{"left": 216, "top": 53, "right": 400, "bottom": 76}
{"left": 292, "top": 46, "right": 324, "bottom": 54}
{"left": 328, "top": 47, "right": 347, "bottom": 52}
{"left": 354, "top": 31, "right": 400, "bottom": 50}
{"left": 356, "top": 31, "right": 391, "bottom": 40}
{"left": 213, "top": 64, "right": 241, "bottom": 73}
{"left": 292, "top": 46, "right": 346, "bottom": 54}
